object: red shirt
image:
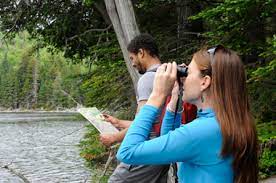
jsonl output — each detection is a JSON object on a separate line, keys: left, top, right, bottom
{"left": 152, "top": 96, "right": 197, "bottom": 136}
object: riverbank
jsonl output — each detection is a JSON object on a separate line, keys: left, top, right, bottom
{"left": 0, "top": 107, "right": 79, "bottom": 113}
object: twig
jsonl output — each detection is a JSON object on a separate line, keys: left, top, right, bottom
{"left": 83, "top": 175, "right": 89, "bottom": 183}
{"left": 97, "top": 145, "right": 118, "bottom": 183}
{"left": 88, "top": 32, "right": 104, "bottom": 73}
{"left": 60, "top": 89, "right": 82, "bottom": 107}
{"left": 1, "top": 9, "right": 23, "bottom": 41}
{"left": 0, "top": 161, "right": 30, "bottom": 183}
{"left": 67, "top": 24, "right": 112, "bottom": 42}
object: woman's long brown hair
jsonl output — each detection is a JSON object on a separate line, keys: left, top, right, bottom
{"left": 193, "top": 48, "right": 258, "bottom": 183}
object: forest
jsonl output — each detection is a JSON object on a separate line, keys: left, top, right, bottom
{"left": 0, "top": 0, "right": 275, "bottom": 181}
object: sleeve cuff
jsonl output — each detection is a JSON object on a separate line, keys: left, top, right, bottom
{"left": 140, "top": 104, "right": 161, "bottom": 114}
{"left": 166, "top": 106, "right": 183, "bottom": 114}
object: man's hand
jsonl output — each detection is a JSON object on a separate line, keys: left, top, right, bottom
{"left": 102, "top": 114, "right": 120, "bottom": 127}
{"left": 99, "top": 133, "right": 116, "bottom": 147}
{"left": 102, "top": 114, "right": 131, "bottom": 129}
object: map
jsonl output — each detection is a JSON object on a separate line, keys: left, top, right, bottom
{"left": 78, "top": 107, "right": 119, "bottom": 134}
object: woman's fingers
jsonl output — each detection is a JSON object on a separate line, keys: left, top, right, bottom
{"left": 171, "top": 62, "right": 177, "bottom": 79}
{"left": 179, "top": 63, "right": 187, "bottom": 67}
{"left": 171, "top": 81, "right": 179, "bottom": 96}
{"left": 152, "top": 62, "right": 178, "bottom": 97}
{"left": 156, "top": 63, "right": 167, "bottom": 74}
{"left": 165, "top": 62, "right": 172, "bottom": 75}
{"left": 156, "top": 62, "right": 176, "bottom": 76}
{"left": 156, "top": 62, "right": 177, "bottom": 83}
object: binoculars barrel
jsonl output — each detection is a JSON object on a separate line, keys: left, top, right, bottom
{"left": 177, "top": 66, "right": 188, "bottom": 78}
{"left": 149, "top": 65, "right": 187, "bottom": 77}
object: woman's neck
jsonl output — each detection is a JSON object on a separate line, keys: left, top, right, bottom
{"left": 195, "top": 96, "right": 213, "bottom": 110}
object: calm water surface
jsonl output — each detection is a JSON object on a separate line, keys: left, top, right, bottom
{"left": 0, "top": 112, "right": 92, "bottom": 183}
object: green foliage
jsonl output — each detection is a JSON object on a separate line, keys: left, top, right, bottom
{"left": 247, "top": 36, "right": 276, "bottom": 122}
{"left": 78, "top": 124, "right": 118, "bottom": 182}
{"left": 0, "top": 32, "right": 87, "bottom": 110}
{"left": 0, "top": 31, "right": 135, "bottom": 113}
{"left": 259, "top": 148, "right": 276, "bottom": 179}
{"left": 251, "top": 35, "right": 276, "bottom": 81}
{"left": 0, "top": 0, "right": 110, "bottom": 61}
{"left": 257, "top": 121, "right": 276, "bottom": 179}
{"left": 258, "top": 121, "right": 276, "bottom": 143}
{"left": 190, "top": 0, "right": 275, "bottom": 56}
{"left": 80, "top": 59, "right": 135, "bottom": 111}
{"left": 78, "top": 125, "right": 108, "bottom": 166}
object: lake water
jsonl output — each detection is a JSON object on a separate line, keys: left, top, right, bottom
{"left": 0, "top": 112, "right": 92, "bottom": 183}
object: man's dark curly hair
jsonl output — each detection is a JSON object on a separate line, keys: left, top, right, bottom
{"left": 127, "top": 33, "right": 159, "bottom": 58}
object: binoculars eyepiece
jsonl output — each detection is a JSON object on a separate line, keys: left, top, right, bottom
{"left": 177, "top": 65, "right": 188, "bottom": 78}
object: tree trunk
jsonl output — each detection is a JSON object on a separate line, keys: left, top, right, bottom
{"left": 114, "top": 0, "right": 140, "bottom": 43}
{"left": 93, "top": 2, "right": 111, "bottom": 25}
{"left": 177, "top": 0, "right": 193, "bottom": 40}
{"left": 104, "top": 0, "right": 140, "bottom": 93}
{"left": 31, "top": 47, "right": 39, "bottom": 108}
{"left": 176, "top": 0, "right": 193, "bottom": 61}
{"left": 176, "top": 0, "right": 203, "bottom": 63}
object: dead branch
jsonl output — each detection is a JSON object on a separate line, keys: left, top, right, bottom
{"left": 0, "top": 161, "right": 30, "bottom": 183}
{"left": 97, "top": 144, "right": 119, "bottom": 183}
{"left": 67, "top": 24, "right": 112, "bottom": 42}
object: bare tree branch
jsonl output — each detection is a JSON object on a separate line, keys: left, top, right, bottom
{"left": 67, "top": 24, "right": 112, "bottom": 42}
{"left": 97, "top": 145, "right": 119, "bottom": 183}
{"left": 0, "top": 161, "right": 30, "bottom": 183}
{"left": 1, "top": 9, "right": 24, "bottom": 41}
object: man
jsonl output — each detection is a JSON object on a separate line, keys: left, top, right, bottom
{"left": 100, "top": 33, "right": 169, "bottom": 183}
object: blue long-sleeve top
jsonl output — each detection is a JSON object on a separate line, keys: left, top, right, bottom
{"left": 117, "top": 105, "right": 233, "bottom": 183}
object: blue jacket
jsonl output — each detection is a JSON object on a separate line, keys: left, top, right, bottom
{"left": 117, "top": 105, "right": 233, "bottom": 183}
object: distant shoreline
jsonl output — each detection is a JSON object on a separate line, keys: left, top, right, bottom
{"left": 0, "top": 108, "right": 79, "bottom": 113}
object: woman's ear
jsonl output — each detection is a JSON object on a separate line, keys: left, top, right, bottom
{"left": 200, "top": 75, "right": 211, "bottom": 91}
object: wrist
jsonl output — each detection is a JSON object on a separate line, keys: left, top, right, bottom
{"left": 112, "top": 133, "right": 118, "bottom": 143}
{"left": 170, "top": 95, "right": 178, "bottom": 102}
{"left": 167, "top": 96, "right": 178, "bottom": 109}
{"left": 167, "top": 96, "right": 183, "bottom": 113}
{"left": 121, "top": 120, "right": 131, "bottom": 128}
{"left": 167, "top": 105, "right": 183, "bottom": 113}
{"left": 115, "top": 118, "right": 120, "bottom": 125}
{"left": 167, "top": 103, "right": 176, "bottom": 112}
{"left": 147, "top": 93, "right": 166, "bottom": 108}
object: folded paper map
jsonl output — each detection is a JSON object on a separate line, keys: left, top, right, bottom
{"left": 78, "top": 107, "right": 119, "bottom": 134}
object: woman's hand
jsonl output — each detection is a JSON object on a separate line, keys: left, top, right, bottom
{"left": 147, "top": 62, "right": 177, "bottom": 108}
{"left": 167, "top": 63, "right": 186, "bottom": 112}
{"left": 167, "top": 81, "right": 179, "bottom": 112}
{"left": 171, "top": 81, "right": 179, "bottom": 98}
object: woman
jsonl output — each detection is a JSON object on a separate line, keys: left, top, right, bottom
{"left": 117, "top": 46, "right": 258, "bottom": 183}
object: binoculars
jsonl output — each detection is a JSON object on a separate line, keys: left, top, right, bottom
{"left": 149, "top": 64, "right": 188, "bottom": 78}
{"left": 177, "top": 65, "right": 188, "bottom": 78}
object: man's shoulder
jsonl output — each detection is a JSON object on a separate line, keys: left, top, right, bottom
{"left": 138, "top": 71, "right": 156, "bottom": 82}
{"left": 136, "top": 71, "right": 156, "bottom": 101}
